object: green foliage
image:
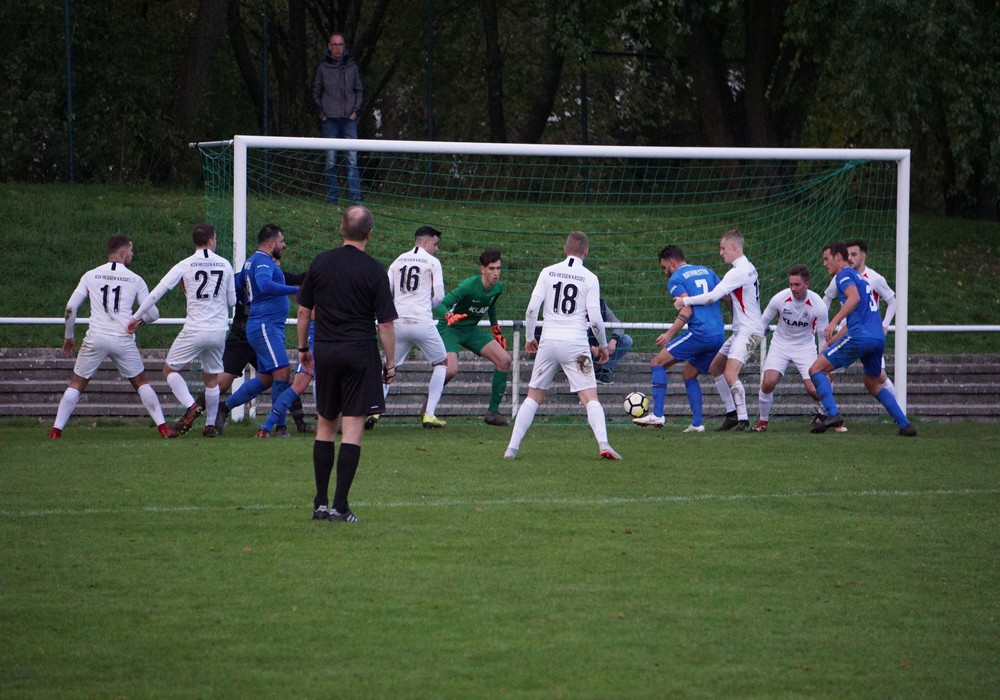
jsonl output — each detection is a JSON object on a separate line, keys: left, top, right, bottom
{"left": 2, "top": 420, "right": 999, "bottom": 696}
{"left": 801, "top": 0, "right": 1000, "bottom": 216}
{"left": 2, "top": 0, "right": 998, "bottom": 216}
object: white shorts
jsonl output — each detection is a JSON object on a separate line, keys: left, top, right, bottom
{"left": 393, "top": 319, "right": 447, "bottom": 366}
{"left": 165, "top": 327, "right": 226, "bottom": 374}
{"left": 527, "top": 337, "right": 596, "bottom": 393}
{"left": 762, "top": 341, "right": 817, "bottom": 381}
{"left": 719, "top": 329, "right": 763, "bottom": 365}
{"left": 73, "top": 332, "right": 146, "bottom": 380}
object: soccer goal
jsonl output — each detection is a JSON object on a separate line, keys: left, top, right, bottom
{"left": 193, "top": 136, "right": 911, "bottom": 412}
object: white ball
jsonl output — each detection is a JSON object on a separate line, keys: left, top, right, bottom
{"left": 622, "top": 391, "right": 649, "bottom": 418}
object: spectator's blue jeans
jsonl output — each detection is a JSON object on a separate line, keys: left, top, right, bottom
{"left": 596, "top": 333, "right": 633, "bottom": 375}
{"left": 321, "top": 118, "right": 362, "bottom": 203}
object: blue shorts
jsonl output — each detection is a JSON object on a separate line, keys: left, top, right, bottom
{"left": 295, "top": 326, "right": 316, "bottom": 376}
{"left": 666, "top": 331, "right": 725, "bottom": 374}
{"left": 246, "top": 320, "right": 290, "bottom": 375}
{"left": 822, "top": 334, "right": 884, "bottom": 377}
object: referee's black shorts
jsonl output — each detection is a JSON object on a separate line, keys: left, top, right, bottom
{"left": 313, "top": 340, "right": 385, "bottom": 419}
{"left": 222, "top": 337, "right": 258, "bottom": 376}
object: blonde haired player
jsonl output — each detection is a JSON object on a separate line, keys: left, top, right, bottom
{"left": 504, "top": 231, "right": 621, "bottom": 461}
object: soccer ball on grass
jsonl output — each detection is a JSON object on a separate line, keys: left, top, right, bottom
{"left": 622, "top": 391, "right": 649, "bottom": 418}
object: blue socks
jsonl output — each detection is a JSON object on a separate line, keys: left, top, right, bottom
{"left": 684, "top": 377, "right": 703, "bottom": 426}
{"left": 809, "top": 371, "right": 839, "bottom": 416}
{"left": 651, "top": 365, "right": 667, "bottom": 417}
{"left": 226, "top": 377, "right": 266, "bottom": 410}
{"left": 876, "top": 387, "right": 909, "bottom": 427}
{"left": 262, "top": 381, "right": 296, "bottom": 432}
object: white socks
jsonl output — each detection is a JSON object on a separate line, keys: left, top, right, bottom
{"left": 758, "top": 390, "right": 773, "bottom": 421}
{"left": 507, "top": 397, "right": 539, "bottom": 452}
{"left": 53, "top": 387, "right": 80, "bottom": 430}
{"left": 138, "top": 383, "right": 166, "bottom": 425}
{"left": 166, "top": 371, "right": 195, "bottom": 409}
{"left": 426, "top": 365, "right": 447, "bottom": 417}
{"left": 204, "top": 385, "right": 220, "bottom": 427}
{"left": 714, "top": 375, "right": 736, "bottom": 412}
{"left": 731, "top": 380, "right": 747, "bottom": 420}
{"left": 586, "top": 400, "right": 609, "bottom": 445}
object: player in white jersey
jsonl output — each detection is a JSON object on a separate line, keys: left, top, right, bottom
{"left": 128, "top": 224, "right": 236, "bottom": 437}
{"left": 676, "top": 228, "right": 765, "bottom": 431}
{"left": 751, "top": 264, "right": 829, "bottom": 432}
{"left": 384, "top": 226, "right": 449, "bottom": 428}
{"left": 504, "top": 231, "right": 622, "bottom": 461}
{"left": 47, "top": 235, "right": 176, "bottom": 439}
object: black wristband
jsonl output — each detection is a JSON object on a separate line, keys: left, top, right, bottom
{"left": 298, "top": 346, "right": 309, "bottom": 352}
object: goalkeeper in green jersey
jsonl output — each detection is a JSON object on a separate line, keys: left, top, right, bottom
{"left": 434, "top": 248, "right": 512, "bottom": 426}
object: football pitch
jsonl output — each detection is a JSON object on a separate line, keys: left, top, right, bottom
{"left": 2, "top": 417, "right": 998, "bottom": 698}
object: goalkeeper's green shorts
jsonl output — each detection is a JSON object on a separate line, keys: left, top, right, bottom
{"left": 438, "top": 321, "right": 491, "bottom": 356}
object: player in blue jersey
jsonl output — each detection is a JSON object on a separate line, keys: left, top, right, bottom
{"left": 633, "top": 245, "right": 725, "bottom": 431}
{"left": 220, "top": 224, "right": 299, "bottom": 432}
{"left": 256, "top": 314, "right": 316, "bottom": 437}
{"left": 808, "top": 242, "right": 916, "bottom": 436}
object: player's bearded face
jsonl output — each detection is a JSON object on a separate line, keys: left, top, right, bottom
{"left": 848, "top": 246, "right": 864, "bottom": 271}
{"left": 789, "top": 275, "right": 807, "bottom": 300}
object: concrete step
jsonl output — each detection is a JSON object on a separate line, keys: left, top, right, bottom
{"left": 2, "top": 349, "right": 998, "bottom": 422}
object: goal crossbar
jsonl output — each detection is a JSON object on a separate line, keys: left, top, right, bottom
{"left": 228, "top": 135, "right": 912, "bottom": 412}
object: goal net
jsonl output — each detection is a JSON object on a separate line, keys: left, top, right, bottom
{"left": 194, "top": 137, "right": 911, "bottom": 416}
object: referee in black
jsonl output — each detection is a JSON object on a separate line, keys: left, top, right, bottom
{"left": 296, "top": 205, "right": 397, "bottom": 522}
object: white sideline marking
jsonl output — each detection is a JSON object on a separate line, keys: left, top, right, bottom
{"left": 2, "top": 488, "right": 998, "bottom": 518}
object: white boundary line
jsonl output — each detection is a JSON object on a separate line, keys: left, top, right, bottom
{"left": 3, "top": 488, "right": 997, "bottom": 518}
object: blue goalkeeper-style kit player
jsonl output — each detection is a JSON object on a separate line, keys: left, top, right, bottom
{"left": 224, "top": 226, "right": 299, "bottom": 418}
{"left": 809, "top": 243, "right": 915, "bottom": 435}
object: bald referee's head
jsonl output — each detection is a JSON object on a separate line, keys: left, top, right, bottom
{"left": 341, "top": 205, "right": 373, "bottom": 242}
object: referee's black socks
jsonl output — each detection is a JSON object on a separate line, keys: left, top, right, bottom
{"left": 333, "top": 443, "right": 361, "bottom": 513}
{"left": 313, "top": 439, "right": 336, "bottom": 508}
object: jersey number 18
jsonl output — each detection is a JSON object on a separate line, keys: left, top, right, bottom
{"left": 551, "top": 281, "right": 579, "bottom": 315}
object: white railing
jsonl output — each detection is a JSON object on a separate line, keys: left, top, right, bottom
{"left": 4, "top": 317, "right": 999, "bottom": 415}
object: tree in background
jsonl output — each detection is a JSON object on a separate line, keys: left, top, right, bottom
{"left": 0, "top": 0, "right": 997, "bottom": 217}
{"left": 800, "top": 0, "right": 1000, "bottom": 218}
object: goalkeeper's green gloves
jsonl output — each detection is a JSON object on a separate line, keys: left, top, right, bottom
{"left": 491, "top": 324, "right": 507, "bottom": 350}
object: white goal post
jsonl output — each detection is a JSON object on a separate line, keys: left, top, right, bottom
{"left": 227, "top": 135, "right": 913, "bottom": 412}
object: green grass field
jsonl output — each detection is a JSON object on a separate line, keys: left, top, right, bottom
{"left": 2, "top": 417, "right": 998, "bottom": 698}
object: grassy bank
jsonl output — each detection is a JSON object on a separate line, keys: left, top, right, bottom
{"left": 1, "top": 183, "right": 997, "bottom": 351}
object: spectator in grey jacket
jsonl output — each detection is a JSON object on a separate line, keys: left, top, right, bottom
{"left": 311, "top": 33, "right": 364, "bottom": 204}
{"left": 587, "top": 299, "right": 633, "bottom": 385}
